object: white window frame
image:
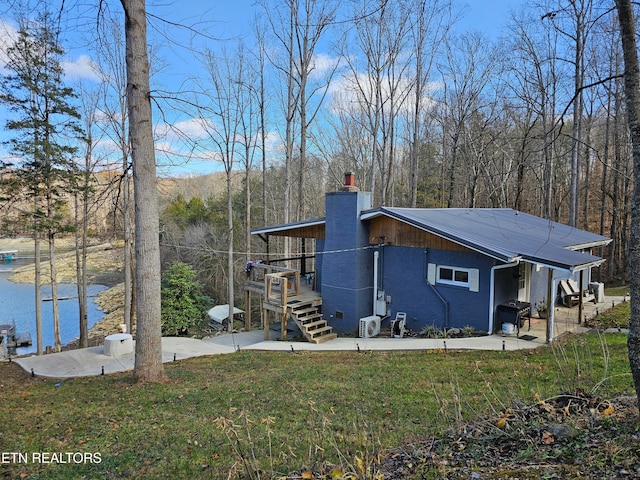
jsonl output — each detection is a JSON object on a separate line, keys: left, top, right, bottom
{"left": 437, "top": 265, "right": 471, "bottom": 288}
{"left": 428, "top": 263, "right": 479, "bottom": 292}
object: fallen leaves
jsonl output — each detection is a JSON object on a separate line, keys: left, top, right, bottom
{"left": 541, "top": 430, "right": 555, "bottom": 444}
{"left": 494, "top": 408, "right": 513, "bottom": 429}
{"left": 375, "top": 392, "right": 639, "bottom": 479}
{"left": 600, "top": 400, "right": 615, "bottom": 416}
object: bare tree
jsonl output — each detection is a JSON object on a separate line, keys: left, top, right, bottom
{"left": 339, "top": 0, "right": 414, "bottom": 205}
{"left": 437, "top": 32, "right": 498, "bottom": 208}
{"left": 195, "top": 44, "right": 250, "bottom": 329}
{"left": 508, "top": 10, "right": 562, "bottom": 218}
{"left": 120, "top": 0, "right": 166, "bottom": 383}
{"left": 541, "top": 0, "right": 596, "bottom": 226}
{"left": 262, "top": 0, "right": 297, "bottom": 261}
{"left": 253, "top": 20, "right": 270, "bottom": 228}
{"left": 94, "top": 8, "right": 135, "bottom": 333}
{"left": 407, "top": 0, "right": 452, "bottom": 207}
{"left": 262, "top": 0, "right": 337, "bottom": 265}
{"left": 237, "top": 59, "right": 261, "bottom": 267}
{"left": 74, "top": 82, "right": 103, "bottom": 348}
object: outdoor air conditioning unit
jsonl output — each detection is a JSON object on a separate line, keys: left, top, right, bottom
{"left": 359, "top": 315, "right": 381, "bottom": 338}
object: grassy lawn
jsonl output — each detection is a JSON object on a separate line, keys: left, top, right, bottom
{"left": 604, "top": 285, "right": 630, "bottom": 297}
{"left": 585, "top": 287, "right": 631, "bottom": 329}
{"left": 0, "top": 333, "right": 634, "bottom": 479}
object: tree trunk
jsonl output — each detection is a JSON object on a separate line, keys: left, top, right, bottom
{"left": 74, "top": 193, "right": 88, "bottom": 348}
{"left": 614, "top": 0, "right": 640, "bottom": 408}
{"left": 599, "top": 83, "right": 612, "bottom": 240}
{"left": 121, "top": 0, "right": 166, "bottom": 383}
{"left": 227, "top": 172, "right": 235, "bottom": 332}
{"left": 568, "top": 56, "right": 583, "bottom": 227}
{"left": 447, "top": 132, "right": 459, "bottom": 208}
{"left": 48, "top": 232, "right": 61, "bottom": 352}
{"left": 124, "top": 165, "right": 134, "bottom": 334}
{"left": 581, "top": 122, "right": 592, "bottom": 231}
{"left": 609, "top": 105, "right": 622, "bottom": 278}
{"left": 34, "top": 230, "right": 43, "bottom": 356}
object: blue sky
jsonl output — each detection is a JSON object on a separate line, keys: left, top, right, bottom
{"left": 458, "top": 0, "right": 515, "bottom": 38}
{"left": 0, "top": 0, "right": 519, "bottom": 177}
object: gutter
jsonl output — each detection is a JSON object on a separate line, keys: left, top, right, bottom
{"left": 566, "top": 239, "right": 613, "bottom": 250}
{"left": 373, "top": 250, "right": 379, "bottom": 317}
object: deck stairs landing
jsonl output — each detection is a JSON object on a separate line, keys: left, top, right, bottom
{"left": 288, "top": 300, "right": 337, "bottom": 344}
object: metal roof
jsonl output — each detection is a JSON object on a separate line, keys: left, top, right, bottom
{"left": 252, "top": 207, "right": 610, "bottom": 272}
{"left": 361, "top": 207, "right": 611, "bottom": 271}
{"left": 251, "top": 217, "right": 325, "bottom": 236}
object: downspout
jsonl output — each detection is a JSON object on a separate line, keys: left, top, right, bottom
{"left": 424, "top": 250, "right": 450, "bottom": 329}
{"left": 547, "top": 269, "right": 568, "bottom": 342}
{"left": 489, "top": 260, "right": 520, "bottom": 334}
{"left": 373, "top": 250, "right": 379, "bottom": 317}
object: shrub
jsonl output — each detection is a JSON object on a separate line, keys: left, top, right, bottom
{"left": 420, "top": 324, "right": 442, "bottom": 338}
{"left": 161, "top": 261, "right": 213, "bottom": 335}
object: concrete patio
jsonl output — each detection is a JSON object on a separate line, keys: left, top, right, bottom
{"left": 522, "top": 295, "right": 628, "bottom": 341}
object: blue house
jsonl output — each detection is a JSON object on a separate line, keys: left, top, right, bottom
{"left": 249, "top": 174, "right": 611, "bottom": 342}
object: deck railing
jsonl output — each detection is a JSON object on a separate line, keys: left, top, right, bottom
{"left": 245, "top": 262, "right": 300, "bottom": 307}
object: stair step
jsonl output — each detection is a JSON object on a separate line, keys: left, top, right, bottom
{"left": 303, "top": 320, "right": 326, "bottom": 330}
{"left": 309, "top": 326, "right": 333, "bottom": 337}
{"left": 291, "top": 306, "right": 317, "bottom": 316}
{"left": 298, "top": 313, "right": 323, "bottom": 323}
{"left": 287, "top": 302, "right": 337, "bottom": 343}
{"left": 289, "top": 301, "right": 314, "bottom": 310}
{"left": 314, "top": 333, "right": 338, "bottom": 344}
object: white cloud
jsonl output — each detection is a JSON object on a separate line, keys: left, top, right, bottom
{"left": 328, "top": 70, "right": 440, "bottom": 116}
{"left": 62, "top": 54, "right": 101, "bottom": 82}
{"left": 0, "top": 19, "right": 18, "bottom": 70}
{"left": 1, "top": 18, "right": 100, "bottom": 83}
{"left": 310, "top": 53, "right": 342, "bottom": 80}
{"left": 155, "top": 118, "right": 212, "bottom": 142}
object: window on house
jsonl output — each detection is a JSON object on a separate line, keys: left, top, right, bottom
{"left": 437, "top": 266, "right": 470, "bottom": 287}
{"left": 518, "top": 263, "right": 526, "bottom": 291}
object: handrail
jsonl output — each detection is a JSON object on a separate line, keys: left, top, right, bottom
{"left": 246, "top": 262, "right": 301, "bottom": 307}
{"left": 265, "top": 271, "right": 300, "bottom": 305}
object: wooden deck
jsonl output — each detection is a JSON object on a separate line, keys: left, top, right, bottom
{"left": 244, "top": 263, "right": 336, "bottom": 343}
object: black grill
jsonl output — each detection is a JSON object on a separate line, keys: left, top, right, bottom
{"left": 496, "top": 301, "right": 531, "bottom": 331}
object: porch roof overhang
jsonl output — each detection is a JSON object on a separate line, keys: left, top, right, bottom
{"left": 251, "top": 217, "right": 326, "bottom": 240}
{"left": 361, "top": 207, "right": 611, "bottom": 273}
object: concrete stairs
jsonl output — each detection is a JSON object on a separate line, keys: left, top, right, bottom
{"left": 288, "top": 301, "right": 337, "bottom": 344}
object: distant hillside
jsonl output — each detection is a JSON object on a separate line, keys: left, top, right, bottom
{"left": 0, "top": 167, "right": 252, "bottom": 237}
{"left": 157, "top": 170, "right": 254, "bottom": 208}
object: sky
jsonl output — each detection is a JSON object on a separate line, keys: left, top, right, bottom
{"left": 0, "top": 0, "right": 519, "bottom": 177}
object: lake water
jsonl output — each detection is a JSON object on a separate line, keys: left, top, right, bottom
{"left": 0, "top": 256, "right": 107, "bottom": 355}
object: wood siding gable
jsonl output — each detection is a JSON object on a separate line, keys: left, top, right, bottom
{"left": 368, "top": 216, "right": 473, "bottom": 253}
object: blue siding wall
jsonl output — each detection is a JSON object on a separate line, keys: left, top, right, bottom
{"left": 320, "top": 191, "right": 373, "bottom": 334}
{"left": 315, "top": 238, "right": 325, "bottom": 293}
{"left": 379, "top": 246, "right": 494, "bottom": 333}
